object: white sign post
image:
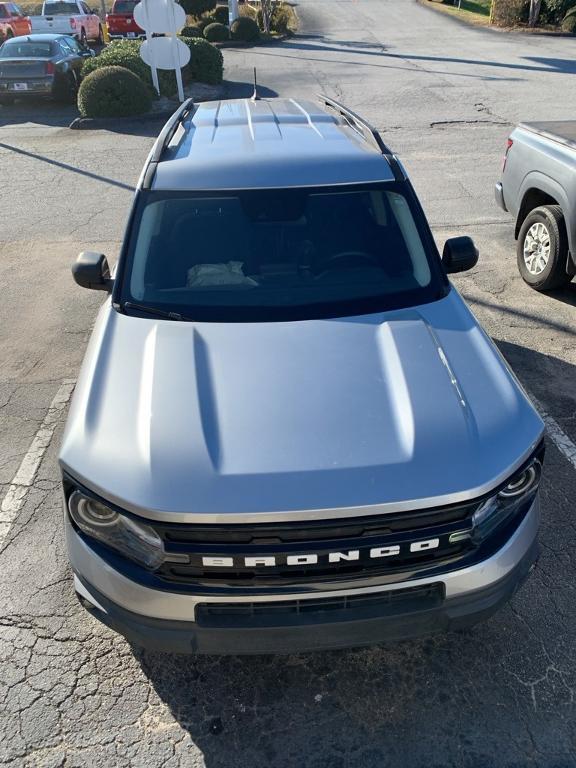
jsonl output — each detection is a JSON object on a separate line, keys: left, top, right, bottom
{"left": 228, "top": 0, "right": 239, "bottom": 24}
{"left": 134, "top": 0, "right": 190, "bottom": 102}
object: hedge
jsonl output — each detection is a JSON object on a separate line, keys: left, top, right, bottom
{"left": 81, "top": 36, "right": 224, "bottom": 97}
{"left": 78, "top": 66, "right": 152, "bottom": 118}
{"left": 203, "top": 21, "right": 230, "bottom": 41}
{"left": 230, "top": 15, "right": 260, "bottom": 41}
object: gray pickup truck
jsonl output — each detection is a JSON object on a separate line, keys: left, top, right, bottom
{"left": 495, "top": 121, "right": 576, "bottom": 290}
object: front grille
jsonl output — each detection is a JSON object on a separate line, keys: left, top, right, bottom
{"left": 196, "top": 583, "right": 444, "bottom": 627}
{"left": 152, "top": 501, "right": 479, "bottom": 588}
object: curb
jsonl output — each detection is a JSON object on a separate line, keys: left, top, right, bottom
{"left": 69, "top": 108, "right": 176, "bottom": 130}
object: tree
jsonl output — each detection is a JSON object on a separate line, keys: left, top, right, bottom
{"left": 259, "top": 0, "right": 280, "bottom": 34}
{"left": 529, "top": 0, "right": 542, "bottom": 25}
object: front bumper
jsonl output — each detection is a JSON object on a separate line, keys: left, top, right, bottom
{"left": 68, "top": 495, "right": 540, "bottom": 654}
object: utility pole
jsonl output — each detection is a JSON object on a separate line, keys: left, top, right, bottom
{"left": 228, "top": 0, "right": 239, "bottom": 23}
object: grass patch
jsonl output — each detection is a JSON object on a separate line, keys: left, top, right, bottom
{"left": 425, "top": 0, "right": 492, "bottom": 25}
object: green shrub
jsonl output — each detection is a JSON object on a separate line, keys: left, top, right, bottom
{"left": 256, "top": 2, "right": 297, "bottom": 33}
{"left": 81, "top": 39, "right": 150, "bottom": 82}
{"left": 180, "top": 24, "right": 203, "bottom": 37}
{"left": 230, "top": 15, "right": 259, "bottom": 41}
{"left": 211, "top": 4, "right": 230, "bottom": 24}
{"left": 78, "top": 66, "right": 152, "bottom": 118}
{"left": 179, "top": 0, "right": 216, "bottom": 19}
{"left": 540, "top": 0, "right": 575, "bottom": 23}
{"left": 562, "top": 6, "right": 576, "bottom": 29}
{"left": 81, "top": 39, "right": 181, "bottom": 97}
{"left": 203, "top": 21, "right": 229, "bottom": 41}
{"left": 178, "top": 36, "right": 224, "bottom": 83}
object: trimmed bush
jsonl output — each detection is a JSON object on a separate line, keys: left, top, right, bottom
{"left": 81, "top": 39, "right": 150, "bottom": 83}
{"left": 179, "top": 35, "right": 224, "bottom": 83}
{"left": 180, "top": 24, "right": 203, "bottom": 37}
{"left": 256, "top": 3, "right": 297, "bottom": 34}
{"left": 81, "top": 39, "right": 180, "bottom": 97}
{"left": 78, "top": 66, "right": 152, "bottom": 118}
{"left": 211, "top": 4, "right": 230, "bottom": 24}
{"left": 180, "top": 0, "right": 216, "bottom": 18}
{"left": 562, "top": 6, "right": 576, "bottom": 29}
{"left": 203, "top": 21, "right": 230, "bottom": 41}
{"left": 230, "top": 15, "right": 259, "bottom": 41}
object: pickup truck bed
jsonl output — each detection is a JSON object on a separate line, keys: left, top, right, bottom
{"left": 496, "top": 120, "right": 576, "bottom": 291}
{"left": 520, "top": 121, "right": 576, "bottom": 151}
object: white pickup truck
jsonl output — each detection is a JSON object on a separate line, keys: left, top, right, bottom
{"left": 30, "top": 0, "right": 103, "bottom": 44}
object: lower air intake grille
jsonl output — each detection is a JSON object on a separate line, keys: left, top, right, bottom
{"left": 195, "top": 583, "right": 444, "bottom": 627}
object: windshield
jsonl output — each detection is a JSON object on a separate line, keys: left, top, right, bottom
{"left": 44, "top": 1, "right": 78, "bottom": 13}
{"left": 118, "top": 185, "right": 446, "bottom": 322}
{"left": 0, "top": 40, "right": 55, "bottom": 57}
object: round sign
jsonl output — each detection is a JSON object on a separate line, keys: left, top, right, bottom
{"left": 140, "top": 37, "right": 191, "bottom": 70}
{"left": 134, "top": 0, "right": 186, "bottom": 34}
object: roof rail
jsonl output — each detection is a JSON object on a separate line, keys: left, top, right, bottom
{"left": 141, "top": 98, "right": 196, "bottom": 190}
{"left": 318, "top": 95, "right": 392, "bottom": 156}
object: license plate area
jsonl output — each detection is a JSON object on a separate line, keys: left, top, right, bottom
{"left": 11, "top": 83, "right": 28, "bottom": 91}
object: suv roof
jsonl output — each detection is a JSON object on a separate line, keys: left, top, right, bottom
{"left": 145, "top": 97, "right": 398, "bottom": 192}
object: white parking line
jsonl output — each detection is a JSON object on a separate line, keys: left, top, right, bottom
{"left": 531, "top": 396, "right": 576, "bottom": 472}
{"left": 0, "top": 380, "right": 75, "bottom": 548}
{"left": 0, "top": 379, "right": 575, "bottom": 554}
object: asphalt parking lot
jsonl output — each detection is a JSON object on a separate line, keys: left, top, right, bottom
{"left": 2, "top": 1, "right": 576, "bottom": 765}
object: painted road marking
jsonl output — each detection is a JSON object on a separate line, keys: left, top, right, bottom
{"left": 532, "top": 397, "right": 576, "bottom": 472}
{"left": 0, "top": 379, "right": 75, "bottom": 548}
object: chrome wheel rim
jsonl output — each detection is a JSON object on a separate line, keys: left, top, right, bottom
{"left": 523, "top": 222, "right": 551, "bottom": 275}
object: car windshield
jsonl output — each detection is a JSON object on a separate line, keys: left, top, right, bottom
{"left": 0, "top": 40, "right": 55, "bottom": 57}
{"left": 113, "top": 0, "right": 136, "bottom": 11}
{"left": 118, "top": 184, "right": 446, "bottom": 322}
{"left": 44, "top": 1, "right": 78, "bottom": 13}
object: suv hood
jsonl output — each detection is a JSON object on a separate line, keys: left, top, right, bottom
{"left": 60, "top": 289, "right": 544, "bottom": 522}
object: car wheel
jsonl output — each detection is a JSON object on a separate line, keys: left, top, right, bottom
{"left": 6, "top": 28, "right": 14, "bottom": 38}
{"left": 516, "top": 205, "right": 572, "bottom": 291}
{"left": 97, "top": 24, "right": 104, "bottom": 44}
{"left": 80, "top": 27, "right": 87, "bottom": 45}
{"left": 54, "top": 72, "right": 78, "bottom": 103}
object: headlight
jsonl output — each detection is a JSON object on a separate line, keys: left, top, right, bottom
{"left": 472, "top": 457, "right": 542, "bottom": 540}
{"left": 68, "top": 490, "right": 165, "bottom": 570}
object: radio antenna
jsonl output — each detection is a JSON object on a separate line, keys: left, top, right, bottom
{"left": 251, "top": 67, "right": 260, "bottom": 101}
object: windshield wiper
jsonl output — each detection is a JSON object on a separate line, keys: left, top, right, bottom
{"left": 121, "top": 301, "right": 194, "bottom": 322}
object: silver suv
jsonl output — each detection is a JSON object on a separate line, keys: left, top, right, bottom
{"left": 60, "top": 97, "right": 545, "bottom": 654}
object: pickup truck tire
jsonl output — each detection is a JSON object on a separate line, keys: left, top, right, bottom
{"left": 517, "top": 205, "right": 572, "bottom": 291}
{"left": 80, "top": 27, "right": 87, "bottom": 45}
{"left": 97, "top": 24, "right": 104, "bottom": 44}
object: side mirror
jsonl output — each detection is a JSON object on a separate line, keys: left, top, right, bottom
{"left": 72, "top": 252, "right": 113, "bottom": 291}
{"left": 442, "top": 236, "right": 479, "bottom": 274}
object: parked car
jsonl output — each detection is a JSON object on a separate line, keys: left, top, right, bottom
{"left": 62, "top": 97, "right": 545, "bottom": 655}
{"left": 29, "top": 0, "right": 103, "bottom": 45}
{"left": 0, "top": 32, "right": 94, "bottom": 103}
{"left": 106, "top": 0, "right": 144, "bottom": 40}
{"left": 0, "top": 2, "right": 31, "bottom": 39}
{"left": 495, "top": 121, "right": 576, "bottom": 290}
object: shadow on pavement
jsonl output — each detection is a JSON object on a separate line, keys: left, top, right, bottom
{"left": 224, "top": 79, "right": 279, "bottom": 99}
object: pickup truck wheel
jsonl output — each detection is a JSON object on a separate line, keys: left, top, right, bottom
{"left": 80, "top": 28, "right": 87, "bottom": 45}
{"left": 517, "top": 205, "right": 572, "bottom": 291}
{"left": 97, "top": 24, "right": 104, "bottom": 44}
